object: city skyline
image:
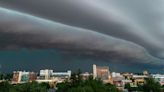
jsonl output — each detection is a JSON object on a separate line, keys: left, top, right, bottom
{"left": 0, "top": 0, "right": 164, "bottom": 73}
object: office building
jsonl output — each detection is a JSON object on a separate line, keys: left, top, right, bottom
{"left": 93, "top": 64, "right": 110, "bottom": 81}
{"left": 12, "top": 71, "right": 37, "bottom": 84}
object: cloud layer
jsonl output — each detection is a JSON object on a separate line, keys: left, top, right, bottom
{"left": 0, "top": 7, "right": 163, "bottom": 66}
{"left": 1, "top": 0, "right": 164, "bottom": 58}
{"left": 0, "top": 0, "right": 164, "bottom": 72}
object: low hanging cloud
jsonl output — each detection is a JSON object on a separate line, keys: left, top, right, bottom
{"left": 0, "top": 7, "right": 163, "bottom": 65}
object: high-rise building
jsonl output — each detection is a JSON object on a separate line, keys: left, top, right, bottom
{"left": 93, "top": 64, "right": 97, "bottom": 79}
{"left": 93, "top": 64, "right": 110, "bottom": 81}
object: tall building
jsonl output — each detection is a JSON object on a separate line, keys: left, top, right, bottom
{"left": 81, "top": 72, "right": 92, "bottom": 80}
{"left": 93, "top": 64, "right": 97, "bottom": 79}
{"left": 93, "top": 64, "right": 110, "bottom": 81}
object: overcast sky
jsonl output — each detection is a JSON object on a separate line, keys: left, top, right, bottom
{"left": 0, "top": 0, "right": 164, "bottom": 73}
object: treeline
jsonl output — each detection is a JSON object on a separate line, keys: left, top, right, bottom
{"left": 0, "top": 73, "right": 13, "bottom": 80}
{"left": 0, "top": 81, "right": 50, "bottom": 92}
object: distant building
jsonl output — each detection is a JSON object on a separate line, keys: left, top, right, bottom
{"left": 29, "top": 72, "right": 37, "bottom": 82}
{"left": 12, "top": 71, "right": 19, "bottom": 83}
{"left": 40, "top": 69, "right": 53, "bottom": 80}
{"left": 37, "top": 69, "right": 71, "bottom": 83}
{"left": 122, "top": 73, "right": 133, "bottom": 80}
{"left": 143, "top": 70, "right": 149, "bottom": 75}
{"left": 52, "top": 70, "right": 71, "bottom": 78}
{"left": 132, "top": 75, "right": 148, "bottom": 85}
{"left": 81, "top": 72, "right": 92, "bottom": 80}
{"left": 152, "top": 74, "right": 164, "bottom": 86}
{"left": 112, "top": 72, "right": 125, "bottom": 87}
{"left": 112, "top": 72, "right": 121, "bottom": 77}
{"left": 12, "top": 71, "right": 37, "bottom": 84}
{"left": 93, "top": 64, "right": 110, "bottom": 82}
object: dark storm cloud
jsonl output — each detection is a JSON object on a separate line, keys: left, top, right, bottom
{"left": 0, "top": 7, "right": 163, "bottom": 66}
{"left": 1, "top": 0, "right": 164, "bottom": 59}
{"left": 0, "top": 0, "right": 164, "bottom": 72}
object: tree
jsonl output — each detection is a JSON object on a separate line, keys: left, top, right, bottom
{"left": 0, "top": 81, "right": 50, "bottom": 92}
{"left": 143, "top": 78, "right": 161, "bottom": 92}
{"left": 124, "top": 83, "right": 131, "bottom": 90}
{"left": 0, "top": 73, "right": 13, "bottom": 81}
{"left": 0, "top": 73, "right": 3, "bottom": 80}
{"left": 14, "top": 81, "right": 50, "bottom": 92}
{"left": 0, "top": 81, "right": 12, "bottom": 92}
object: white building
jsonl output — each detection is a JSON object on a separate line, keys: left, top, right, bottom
{"left": 81, "top": 72, "right": 92, "bottom": 80}
{"left": 112, "top": 72, "right": 125, "bottom": 87}
{"left": 152, "top": 74, "right": 164, "bottom": 86}
{"left": 132, "top": 75, "right": 148, "bottom": 79}
{"left": 52, "top": 70, "right": 71, "bottom": 78}
{"left": 40, "top": 69, "right": 53, "bottom": 79}
{"left": 38, "top": 69, "right": 71, "bottom": 83}
{"left": 93, "top": 64, "right": 97, "bottom": 79}
{"left": 112, "top": 72, "right": 121, "bottom": 77}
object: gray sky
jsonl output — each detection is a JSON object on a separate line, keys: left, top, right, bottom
{"left": 0, "top": 0, "right": 164, "bottom": 72}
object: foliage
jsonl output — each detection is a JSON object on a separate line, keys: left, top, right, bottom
{"left": 0, "top": 81, "right": 50, "bottom": 92}
{"left": 0, "top": 73, "right": 13, "bottom": 81}
{"left": 143, "top": 78, "right": 161, "bottom": 92}
{"left": 0, "top": 81, "right": 12, "bottom": 92}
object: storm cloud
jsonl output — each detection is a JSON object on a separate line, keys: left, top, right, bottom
{"left": 0, "top": 7, "right": 163, "bottom": 65}
{"left": 0, "top": 0, "right": 164, "bottom": 72}
{"left": 1, "top": 0, "right": 164, "bottom": 57}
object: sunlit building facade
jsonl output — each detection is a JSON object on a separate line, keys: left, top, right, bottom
{"left": 93, "top": 64, "right": 110, "bottom": 81}
{"left": 12, "top": 71, "right": 37, "bottom": 84}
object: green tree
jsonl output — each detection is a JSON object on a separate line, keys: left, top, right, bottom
{"left": 14, "top": 81, "right": 50, "bottom": 92}
{"left": 124, "top": 83, "right": 131, "bottom": 90}
{"left": 0, "top": 81, "right": 12, "bottom": 92}
{"left": 0, "top": 73, "right": 13, "bottom": 81}
{"left": 143, "top": 78, "right": 161, "bottom": 92}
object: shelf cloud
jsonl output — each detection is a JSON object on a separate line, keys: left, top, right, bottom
{"left": 0, "top": 7, "right": 163, "bottom": 65}
{"left": 0, "top": 0, "right": 164, "bottom": 72}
